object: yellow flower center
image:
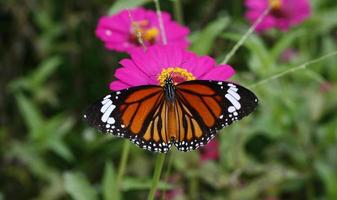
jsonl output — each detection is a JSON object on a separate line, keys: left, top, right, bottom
{"left": 269, "top": 0, "right": 282, "bottom": 10}
{"left": 130, "top": 20, "right": 159, "bottom": 45}
{"left": 158, "top": 67, "right": 196, "bottom": 86}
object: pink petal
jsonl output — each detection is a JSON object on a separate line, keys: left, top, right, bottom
{"left": 119, "top": 59, "right": 155, "bottom": 83}
{"left": 190, "top": 56, "right": 216, "bottom": 78}
{"left": 109, "top": 80, "right": 131, "bottom": 91}
{"left": 200, "top": 65, "right": 235, "bottom": 81}
{"left": 180, "top": 51, "right": 199, "bottom": 72}
{"left": 114, "top": 64, "right": 153, "bottom": 86}
{"left": 164, "top": 22, "right": 190, "bottom": 39}
{"left": 130, "top": 48, "right": 162, "bottom": 80}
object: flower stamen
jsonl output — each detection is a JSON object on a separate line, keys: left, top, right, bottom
{"left": 269, "top": 0, "right": 282, "bottom": 10}
{"left": 158, "top": 67, "right": 196, "bottom": 86}
{"left": 130, "top": 20, "right": 159, "bottom": 45}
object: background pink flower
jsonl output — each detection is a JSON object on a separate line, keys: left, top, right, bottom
{"left": 199, "top": 139, "right": 220, "bottom": 161}
{"left": 109, "top": 45, "right": 235, "bottom": 90}
{"left": 245, "top": 0, "right": 311, "bottom": 32}
{"left": 96, "top": 7, "right": 189, "bottom": 53}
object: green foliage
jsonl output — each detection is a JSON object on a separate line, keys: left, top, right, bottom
{"left": 102, "top": 161, "right": 118, "bottom": 200}
{"left": 190, "top": 16, "right": 230, "bottom": 55}
{"left": 1, "top": 0, "right": 337, "bottom": 199}
{"left": 109, "top": 0, "right": 151, "bottom": 14}
{"left": 64, "top": 172, "right": 98, "bottom": 200}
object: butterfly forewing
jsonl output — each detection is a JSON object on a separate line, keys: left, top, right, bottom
{"left": 173, "top": 80, "right": 258, "bottom": 151}
{"left": 84, "top": 80, "right": 258, "bottom": 153}
{"left": 83, "top": 85, "right": 172, "bottom": 153}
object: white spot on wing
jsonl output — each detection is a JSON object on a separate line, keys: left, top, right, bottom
{"left": 100, "top": 100, "right": 112, "bottom": 112}
{"left": 101, "top": 98, "right": 110, "bottom": 104}
{"left": 228, "top": 106, "right": 236, "bottom": 113}
{"left": 228, "top": 83, "right": 236, "bottom": 88}
{"left": 107, "top": 117, "right": 115, "bottom": 124}
{"left": 101, "top": 105, "right": 116, "bottom": 122}
{"left": 225, "top": 94, "right": 241, "bottom": 110}
{"left": 228, "top": 89, "right": 241, "bottom": 100}
{"left": 104, "top": 95, "right": 111, "bottom": 100}
{"left": 229, "top": 87, "right": 238, "bottom": 92}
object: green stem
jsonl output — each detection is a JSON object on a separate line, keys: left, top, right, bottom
{"left": 114, "top": 140, "right": 130, "bottom": 199}
{"left": 189, "top": 175, "right": 198, "bottom": 200}
{"left": 172, "top": 0, "right": 184, "bottom": 24}
{"left": 249, "top": 51, "right": 337, "bottom": 88}
{"left": 221, "top": 7, "right": 271, "bottom": 64}
{"left": 161, "top": 151, "right": 174, "bottom": 200}
{"left": 148, "top": 153, "right": 166, "bottom": 200}
{"left": 153, "top": 0, "right": 168, "bottom": 44}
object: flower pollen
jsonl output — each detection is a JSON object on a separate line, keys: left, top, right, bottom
{"left": 268, "top": 0, "right": 282, "bottom": 10}
{"left": 130, "top": 20, "right": 159, "bottom": 45}
{"left": 158, "top": 67, "right": 196, "bottom": 86}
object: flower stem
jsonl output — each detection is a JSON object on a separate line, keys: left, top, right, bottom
{"left": 148, "top": 153, "right": 166, "bottom": 200}
{"left": 172, "top": 0, "right": 184, "bottom": 24}
{"left": 221, "top": 6, "right": 271, "bottom": 64}
{"left": 161, "top": 151, "right": 174, "bottom": 200}
{"left": 249, "top": 51, "right": 337, "bottom": 88}
{"left": 114, "top": 140, "right": 130, "bottom": 198}
{"left": 153, "top": 0, "right": 168, "bottom": 44}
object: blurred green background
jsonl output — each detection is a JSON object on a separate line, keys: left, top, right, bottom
{"left": 1, "top": 0, "right": 337, "bottom": 199}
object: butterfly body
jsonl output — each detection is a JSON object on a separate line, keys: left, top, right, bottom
{"left": 84, "top": 79, "right": 258, "bottom": 153}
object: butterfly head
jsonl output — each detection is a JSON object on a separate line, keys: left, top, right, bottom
{"left": 164, "top": 76, "right": 174, "bottom": 85}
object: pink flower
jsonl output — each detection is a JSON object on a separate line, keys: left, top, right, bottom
{"left": 199, "top": 139, "right": 219, "bottom": 161}
{"left": 109, "top": 45, "right": 235, "bottom": 90}
{"left": 95, "top": 8, "right": 189, "bottom": 53}
{"left": 245, "top": 0, "right": 311, "bottom": 32}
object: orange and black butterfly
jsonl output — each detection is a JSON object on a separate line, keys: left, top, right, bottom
{"left": 84, "top": 78, "right": 258, "bottom": 153}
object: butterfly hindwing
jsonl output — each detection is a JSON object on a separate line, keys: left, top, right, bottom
{"left": 84, "top": 80, "right": 258, "bottom": 153}
{"left": 83, "top": 85, "right": 172, "bottom": 153}
{"left": 173, "top": 80, "right": 258, "bottom": 151}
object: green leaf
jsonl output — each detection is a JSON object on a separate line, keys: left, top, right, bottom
{"left": 222, "top": 33, "right": 274, "bottom": 75}
{"left": 108, "top": 0, "right": 151, "bottom": 15}
{"left": 271, "top": 30, "right": 304, "bottom": 61}
{"left": 190, "top": 16, "right": 229, "bottom": 55}
{"left": 49, "top": 141, "right": 74, "bottom": 162}
{"left": 8, "top": 56, "right": 61, "bottom": 93}
{"left": 316, "top": 161, "right": 337, "bottom": 200}
{"left": 15, "top": 93, "right": 43, "bottom": 137}
{"left": 64, "top": 172, "right": 98, "bottom": 200}
{"left": 122, "top": 177, "right": 172, "bottom": 191}
{"left": 10, "top": 142, "right": 57, "bottom": 180}
{"left": 31, "top": 56, "right": 62, "bottom": 88}
{"left": 102, "top": 161, "right": 119, "bottom": 200}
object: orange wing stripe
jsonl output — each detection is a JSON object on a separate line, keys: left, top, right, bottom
{"left": 183, "top": 115, "right": 191, "bottom": 141}
{"left": 203, "top": 96, "right": 221, "bottom": 117}
{"left": 122, "top": 103, "right": 138, "bottom": 127}
{"left": 143, "top": 121, "right": 153, "bottom": 141}
{"left": 160, "top": 101, "right": 168, "bottom": 143}
{"left": 125, "top": 87, "right": 161, "bottom": 103}
{"left": 191, "top": 118, "right": 202, "bottom": 138}
{"left": 130, "top": 93, "right": 161, "bottom": 134}
{"left": 176, "top": 102, "right": 185, "bottom": 141}
{"left": 181, "top": 91, "right": 215, "bottom": 127}
{"left": 153, "top": 117, "right": 160, "bottom": 142}
{"left": 179, "top": 84, "right": 215, "bottom": 95}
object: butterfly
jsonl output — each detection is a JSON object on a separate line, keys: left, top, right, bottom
{"left": 83, "top": 78, "right": 258, "bottom": 153}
